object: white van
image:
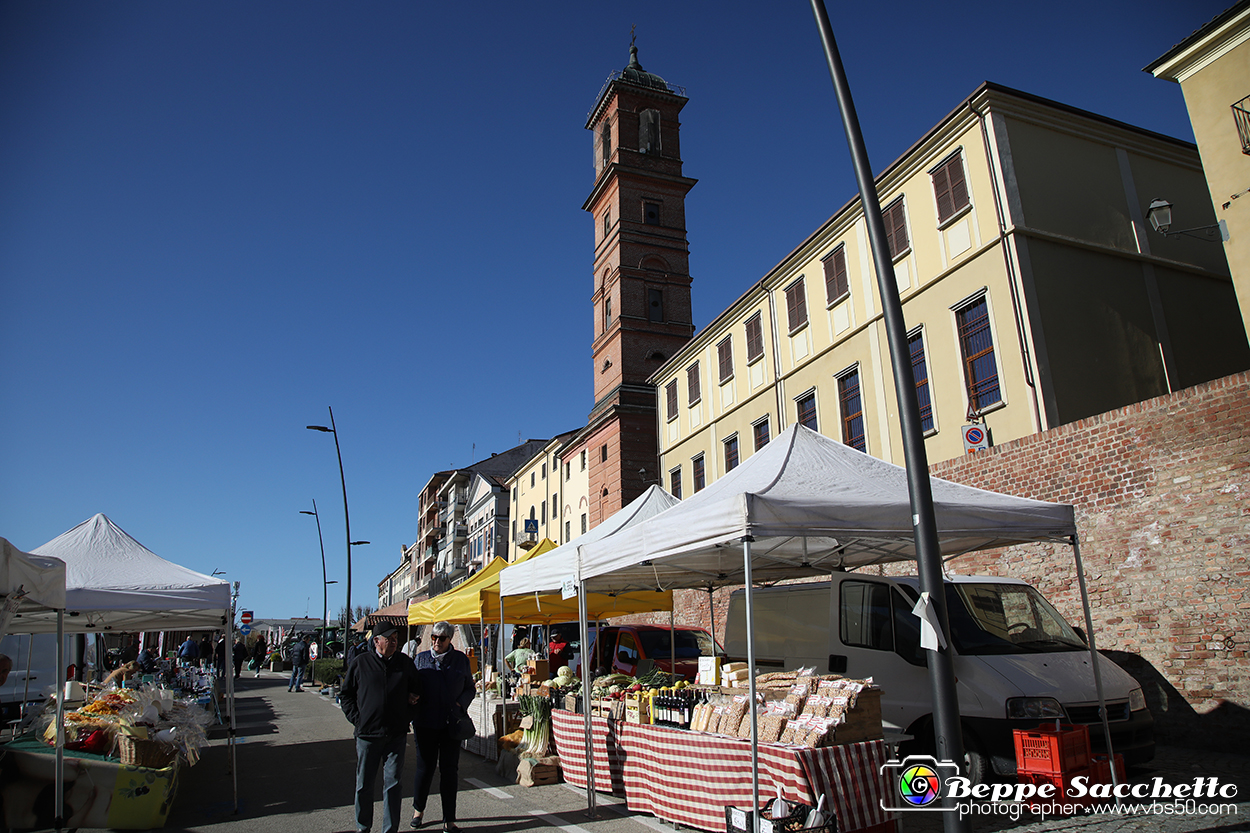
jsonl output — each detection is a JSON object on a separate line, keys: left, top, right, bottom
{"left": 725, "top": 574, "right": 1154, "bottom": 782}
{"left": 0, "top": 633, "right": 103, "bottom": 724}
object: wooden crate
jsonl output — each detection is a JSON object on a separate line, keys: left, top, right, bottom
{"left": 827, "top": 688, "right": 884, "bottom": 745}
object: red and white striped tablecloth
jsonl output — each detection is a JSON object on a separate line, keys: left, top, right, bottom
{"left": 551, "top": 710, "right": 896, "bottom": 833}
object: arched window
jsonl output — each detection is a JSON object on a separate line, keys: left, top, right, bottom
{"left": 639, "top": 109, "right": 661, "bottom": 155}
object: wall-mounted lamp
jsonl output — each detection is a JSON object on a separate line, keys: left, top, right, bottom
{"left": 1146, "top": 199, "right": 1229, "bottom": 242}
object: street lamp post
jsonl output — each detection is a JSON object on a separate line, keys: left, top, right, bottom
{"left": 300, "top": 501, "right": 330, "bottom": 652}
{"left": 307, "top": 406, "right": 361, "bottom": 641}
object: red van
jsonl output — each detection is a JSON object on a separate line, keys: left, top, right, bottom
{"left": 586, "top": 625, "right": 721, "bottom": 681}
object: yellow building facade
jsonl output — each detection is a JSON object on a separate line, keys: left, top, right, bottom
{"left": 653, "top": 83, "right": 1249, "bottom": 490}
{"left": 1147, "top": 0, "right": 1250, "bottom": 336}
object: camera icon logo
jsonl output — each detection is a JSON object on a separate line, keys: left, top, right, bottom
{"left": 880, "top": 755, "right": 960, "bottom": 812}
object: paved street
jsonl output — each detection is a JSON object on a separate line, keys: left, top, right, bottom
{"left": 165, "top": 670, "right": 1250, "bottom": 833}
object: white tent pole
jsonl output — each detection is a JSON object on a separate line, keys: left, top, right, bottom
{"left": 577, "top": 577, "right": 598, "bottom": 818}
{"left": 54, "top": 610, "right": 65, "bottom": 831}
{"left": 1071, "top": 534, "right": 1120, "bottom": 795}
{"left": 480, "top": 612, "right": 487, "bottom": 758}
{"left": 743, "top": 537, "right": 760, "bottom": 833}
{"left": 669, "top": 608, "right": 675, "bottom": 679}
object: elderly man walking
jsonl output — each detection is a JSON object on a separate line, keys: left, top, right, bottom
{"left": 341, "top": 624, "right": 422, "bottom": 833}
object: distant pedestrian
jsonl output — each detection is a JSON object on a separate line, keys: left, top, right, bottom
{"left": 177, "top": 635, "right": 200, "bottom": 668}
{"left": 232, "top": 637, "right": 248, "bottom": 679}
{"left": 340, "top": 625, "right": 421, "bottom": 833}
{"left": 251, "top": 637, "right": 268, "bottom": 677}
{"left": 120, "top": 636, "right": 140, "bottom": 664}
{"left": 401, "top": 632, "right": 421, "bottom": 658}
{"left": 214, "top": 634, "right": 227, "bottom": 676}
{"left": 199, "top": 634, "right": 213, "bottom": 669}
{"left": 410, "top": 621, "right": 475, "bottom": 832}
{"left": 288, "top": 634, "right": 311, "bottom": 692}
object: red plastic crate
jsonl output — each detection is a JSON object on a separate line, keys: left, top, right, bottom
{"left": 1013, "top": 723, "right": 1091, "bottom": 776}
{"left": 1089, "top": 753, "right": 1126, "bottom": 785}
{"left": 1018, "top": 767, "right": 1092, "bottom": 813}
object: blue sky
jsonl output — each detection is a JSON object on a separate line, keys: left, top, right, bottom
{"left": 0, "top": 1, "right": 1227, "bottom": 622}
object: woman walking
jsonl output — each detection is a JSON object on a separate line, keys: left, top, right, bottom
{"left": 410, "top": 621, "right": 475, "bottom": 831}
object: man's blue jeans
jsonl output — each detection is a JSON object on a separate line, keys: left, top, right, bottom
{"left": 288, "top": 664, "right": 306, "bottom": 691}
{"left": 355, "top": 733, "right": 405, "bottom": 833}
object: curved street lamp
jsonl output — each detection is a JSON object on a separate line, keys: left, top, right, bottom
{"left": 307, "top": 406, "right": 362, "bottom": 637}
{"left": 300, "top": 501, "right": 331, "bottom": 652}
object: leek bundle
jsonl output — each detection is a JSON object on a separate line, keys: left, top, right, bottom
{"left": 517, "top": 694, "right": 553, "bottom": 755}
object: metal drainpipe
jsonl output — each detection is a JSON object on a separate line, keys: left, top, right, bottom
{"left": 767, "top": 288, "right": 787, "bottom": 430}
{"left": 972, "top": 102, "right": 1044, "bottom": 434}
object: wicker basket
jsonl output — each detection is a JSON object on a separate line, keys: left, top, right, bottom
{"left": 117, "top": 734, "right": 176, "bottom": 768}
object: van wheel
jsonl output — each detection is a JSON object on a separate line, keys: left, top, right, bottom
{"left": 961, "top": 729, "right": 989, "bottom": 785}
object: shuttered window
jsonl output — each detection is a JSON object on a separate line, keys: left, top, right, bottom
{"left": 745, "top": 313, "right": 764, "bottom": 363}
{"left": 932, "top": 152, "right": 969, "bottom": 224}
{"left": 687, "top": 362, "right": 701, "bottom": 405}
{"left": 955, "top": 296, "right": 1002, "bottom": 412}
{"left": 823, "top": 246, "right": 849, "bottom": 305}
{"left": 883, "top": 198, "right": 910, "bottom": 259}
{"left": 665, "top": 380, "right": 678, "bottom": 422}
{"left": 753, "top": 419, "right": 770, "bottom": 451}
{"left": 796, "top": 391, "right": 818, "bottom": 431}
{"left": 838, "top": 367, "right": 865, "bottom": 452}
{"left": 717, "top": 336, "right": 733, "bottom": 383}
{"left": 909, "top": 330, "right": 934, "bottom": 432}
{"left": 785, "top": 278, "right": 808, "bottom": 332}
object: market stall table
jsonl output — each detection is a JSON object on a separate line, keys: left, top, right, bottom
{"left": 552, "top": 710, "right": 896, "bottom": 833}
{"left": 0, "top": 734, "right": 179, "bottom": 830}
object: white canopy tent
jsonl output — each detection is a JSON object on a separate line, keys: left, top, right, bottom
{"left": 498, "top": 484, "right": 680, "bottom": 597}
{"left": 1, "top": 538, "right": 70, "bottom": 825}
{"left": 578, "top": 424, "right": 1077, "bottom": 590}
{"left": 567, "top": 425, "right": 1115, "bottom": 816}
{"left": 25, "top": 514, "right": 239, "bottom": 811}
{"left": 21, "top": 514, "right": 231, "bottom": 634}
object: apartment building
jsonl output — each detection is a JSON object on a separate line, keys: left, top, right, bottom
{"left": 506, "top": 430, "right": 580, "bottom": 561}
{"left": 1147, "top": 0, "right": 1250, "bottom": 335}
{"left": 654, "top": 82, "right": 1249, "bottom": 491}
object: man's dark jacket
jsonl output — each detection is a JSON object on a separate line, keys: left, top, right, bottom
{"left": 341, "top": 649, "right": 422, "bottom": 738}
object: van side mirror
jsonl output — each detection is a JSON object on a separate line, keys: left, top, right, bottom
{"left": 1073, "top": 627, "right": 1087, "bottom": 645}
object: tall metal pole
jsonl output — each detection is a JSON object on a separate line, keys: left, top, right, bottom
{"left": 808, "top": 4, "right": 967, "bottom": 828}
{"left": 301, "top": 501, "right": 329, "bottom": 651}
{"left": 308, "top": 406, "right": 353, "bottom": 638}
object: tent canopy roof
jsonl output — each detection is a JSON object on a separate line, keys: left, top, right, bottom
{"left": 578, "top": 425, "right": 1076, "bottom": 592}
{"left": 499, "top": 485, "right": 679, "bottom": 597}
{"left": 19, "top": 514, "right": 230, "bottom": 633}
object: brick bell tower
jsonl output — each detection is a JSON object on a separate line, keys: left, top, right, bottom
{"left": 568, "top": 43, "right": 696, "bottom": 528}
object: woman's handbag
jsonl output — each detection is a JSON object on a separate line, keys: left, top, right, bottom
{"left": 452, "top": 713, "right": 476, "bottom": 741}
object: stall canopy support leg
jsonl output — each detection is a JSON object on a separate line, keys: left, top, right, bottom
{"left": 1072, "top": 534, "right": 1121, "bottom": 803}
{"left": 578, "top": 578, "right": 599, "bottom": 819}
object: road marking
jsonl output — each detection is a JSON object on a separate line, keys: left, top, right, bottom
{"left": 465, "top": 778, "right": 512, "bottom": 800}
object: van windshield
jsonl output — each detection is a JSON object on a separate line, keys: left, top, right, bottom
{"left": 638, "top": 630, "right": 716, "bottom": 659}
{"left": 945, "top": 583, "right": 1087, "bottom": 655}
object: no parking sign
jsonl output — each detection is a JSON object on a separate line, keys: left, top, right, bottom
{"left": 962, "top": 424, "right": 988, "bottom": 453}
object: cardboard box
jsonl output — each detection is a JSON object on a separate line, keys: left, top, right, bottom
{"left": 827, "top": 688, "right": 884, "bottom": 744}
{"left": 527, "top": 658, "right": 549, "bottom": 680}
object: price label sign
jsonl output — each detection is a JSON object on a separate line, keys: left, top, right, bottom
{"left": 561, "top": 578, "right": 578, "bottom": 600}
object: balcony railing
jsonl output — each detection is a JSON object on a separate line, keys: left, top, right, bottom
{"left": 1235, "top": 94, "right": 1250, "bottom": 155}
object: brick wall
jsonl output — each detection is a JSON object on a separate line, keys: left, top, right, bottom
{"left": 619, "top": 371, "right": 1250, "bottom": 751}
